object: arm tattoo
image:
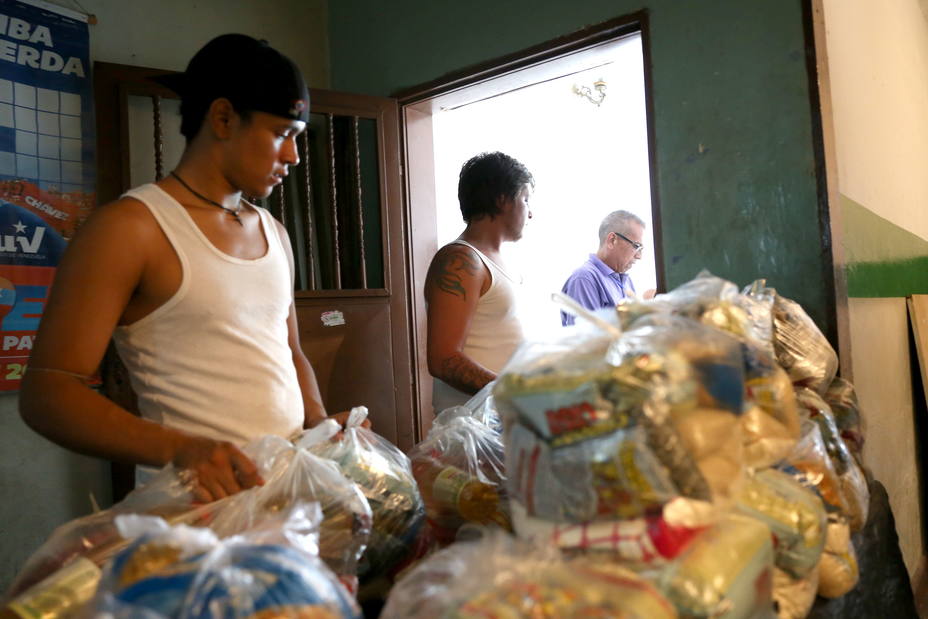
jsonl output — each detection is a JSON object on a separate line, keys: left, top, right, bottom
{"left": 427, "top": 248, "right": 481, "bottom": 300}
{"left": 438, "top": 353, "right": 495, "bottom": 395}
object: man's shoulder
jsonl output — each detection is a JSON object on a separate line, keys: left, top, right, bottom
{"left": 563, "top": 259, "right": 601, "bottom": 283}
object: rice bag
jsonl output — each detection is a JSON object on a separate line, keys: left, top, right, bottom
{"left": 824, "top": 376, "right": 866, "bottom": 462}
{"left": 92, "top": 505, "right": 361, "bottom": 618}
{"left": 409, "top": 410, "right": 509, "bottom": 545}
{"left": 741, "top": 344, "right": 802, "bottom": 469}
{"left": 303, "top": 408, "right": 425, "bottom": 581}
{"left": 773, "top": 566, "right": 819, "bottom": 619}
{"left": 670, "top": 406, "right": 744, "bottom": 500}
{"left": 770, "top": 292, "right": 838, "bottom": 394}
{"left": 659, "top": 513, "right": 775, "bottom": 619}
{"left": 381, "top": 530, "right": 678, "bottom": 619}
{"left": 208, "top": 433, "right": 372, "bottom": 582}
{"left": 794, "top": 388, "right": 868, "bottom": 531}
{"left": 734, "top": 469, "right": 826, "bottom": 578}
{"left": 816, "top": 516, "right": 859, "bottom": 598}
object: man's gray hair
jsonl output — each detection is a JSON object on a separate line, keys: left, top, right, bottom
{"left": 598, "top": 210, "right": 645, "bottom": 245}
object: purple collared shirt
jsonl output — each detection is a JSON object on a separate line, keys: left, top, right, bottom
{"left": 561, "top": 254, "right": 635, "bottom": 325}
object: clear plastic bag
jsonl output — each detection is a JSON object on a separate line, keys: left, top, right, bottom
{"left": 770, "top": 292, "right": 838, "bottom": 394}
{"left": 409, "top": 410, "right": 509, "bottom": 545}
{"left": 646, "top": 271, "right": 776, "bottom": 358}
{"left": 794, "top": 387, "right": 868, "bottom": 531}
{"left": 659, "top": 512, "right": 775, "bottom": 619}
{"left": 303, "top": 407, "right": 425, "bottom": 581}
{"left": 778, "top": 419, "right": 849, "bottom": 517}
{"left": 741, "top": 346, "right": 801, "bottom": 469}
{"left": 381, "top": 530, "right": 677, "bottom": 619}
{"left": 824, "top": 376, "right": 866, "bottom": 461}
{"left": 92, "top": 505, "right": 362, "bottom": 618}
{"left": 734, "top": 468, "right": 826, "bottom": 578}
{"left": 6, "top": 466, "right": 225, "bottom": 598}
{"left": 209, "top": 433, "right": 373, "bottom": 581}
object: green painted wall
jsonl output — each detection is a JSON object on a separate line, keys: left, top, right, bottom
{"left": 329, "top": 0, "right": 835, "bottom": 338}
{"left": 842, "top": 195, "right": 928, "bottom": 297}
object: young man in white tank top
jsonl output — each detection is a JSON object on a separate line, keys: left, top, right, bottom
{"left": 20, "top": 35, "right": 362, "bottom": 503}
{"left": 425, "top": 152, "right": 534, "bottom": 412}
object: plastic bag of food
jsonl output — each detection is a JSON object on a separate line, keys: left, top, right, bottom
{"left": 659, "top": 512, "right": 774, "bottom": 619}
{"left": 773, "top": 566, "right": 819, "bottom": 619}
{"left": 741, "top": 341, "right": 802, "bottom": 469}
{"left": 510, "top": 497, "right": 710, "bottom": 568}
{"left": 824, "top": 376, "right": 866, "bottom": 461}
{"left": 669, "top": 405, "right": 744, "bottom": 501}
{"left": 770, "top": 292, "right": 838, "bottom": 394}
{"left": 208, "top": 431, "right": 372, "bottom": 583}
{"left": 5, "top": 465, "right": 227, "bottom": 598}
{"left": 409, "top": 409, "right": 509, "bottom": 545}
{"left": 381, "top": 530, "right": 678, "bottom": 619}
{"left": 652, "top": 271, "right": 776, "bottom": 358}
{"left": 794, "top": 387, "right": 868, "bottom": 531}
{"left": 778, "top": 419, "right": 849, "bottom": 517}
{"left": 506, "top": 413, "right": 703, "bottom": 522}
{"left": 303, "top": 407, "right": 425, "bottom": 581}
{"left": 734, "top": 468, "right": 826, "bottom": 578}
{"left": 92, "top": 504, "right": 361, "bottom": 618}
{"left": 816, "top": 516, "right": 859, "bottom": 598}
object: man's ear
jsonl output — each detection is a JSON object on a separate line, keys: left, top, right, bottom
{"left": 206, "top": 98, "right": 237, "bottom": 139}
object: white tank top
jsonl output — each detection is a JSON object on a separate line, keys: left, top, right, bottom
{"left": 432, "top": 240, "right": 524, "bottom": 412}
{"left": 113, "top": 184, "right": 304, "bottom": 449}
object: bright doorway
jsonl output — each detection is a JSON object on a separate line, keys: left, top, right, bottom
{"left": 432, "top": 33, "right": 653, "bottom": 337}
{"left": 402, "top": 14, "right": 659, "bottom": 421}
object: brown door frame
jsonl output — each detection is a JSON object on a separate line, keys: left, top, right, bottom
{"left": 395, "top": 11, "right": 663, "bottom": 433}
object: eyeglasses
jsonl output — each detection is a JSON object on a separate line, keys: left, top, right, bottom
{"left": 612, "top": 231, "right": 644, "bottom": 253}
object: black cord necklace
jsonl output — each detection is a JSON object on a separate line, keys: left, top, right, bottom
{"left": 170, "top": 171, "right": 243, "bottom": 226}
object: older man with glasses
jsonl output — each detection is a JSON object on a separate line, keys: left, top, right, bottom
{"left": 560, "top": 210, "right": 651, "bottom": 326}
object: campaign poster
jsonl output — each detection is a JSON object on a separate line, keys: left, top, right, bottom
{"left": 0, "top": 0, "right": 93, "bottom": 390}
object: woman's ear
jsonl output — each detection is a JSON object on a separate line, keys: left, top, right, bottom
{"left": 206, "top": 98, "right": 237, "bottom": 139}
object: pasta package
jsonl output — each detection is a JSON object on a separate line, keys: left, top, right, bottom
{"left": 734, "top": 469, "right": 826, "bottom": 578}
{"left": 660, "top": 513, "right": 774, "bottom": 619}
{"left": 381, "top": 530, "right": 677, "bottom": 619}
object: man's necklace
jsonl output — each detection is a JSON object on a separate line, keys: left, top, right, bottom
{"left": 170, "top": 171, "right": 243, "bottom": 226}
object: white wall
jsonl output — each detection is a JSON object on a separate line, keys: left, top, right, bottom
{"left": 825, "top": 0, "right": 928, "bottom": 243}
{"left": 0, "top": 0, "right": 329, "bottom": 592}
{"left": 822, "top": 0, "right": 928, "bottom": 577}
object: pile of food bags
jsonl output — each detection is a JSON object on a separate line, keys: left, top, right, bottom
{"left": 385, "top": 271, "right": 871, "bottom": 619}
{"left": 5, "top": 412, "right": 426, "bottom": 616}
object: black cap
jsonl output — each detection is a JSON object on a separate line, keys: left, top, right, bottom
{"left": 153, "top": 34, "right": 309, "bottom": 123}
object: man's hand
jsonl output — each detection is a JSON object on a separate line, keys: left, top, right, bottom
{"left": 172, "top": 436, "right": 264, "bottom": 503}
{"left": 643, "top": 288, "right": 657, "bottom": 300}
{"left": 306, "top": 410, "right": 372, "bottom": 430}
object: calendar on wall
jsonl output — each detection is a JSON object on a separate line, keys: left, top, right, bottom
{"left": 0, "top": 0, "right": 93, "bottom": 391}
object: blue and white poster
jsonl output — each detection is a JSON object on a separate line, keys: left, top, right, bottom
{"left": 0, "top": 0, "right": 92, "bottom": 390}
